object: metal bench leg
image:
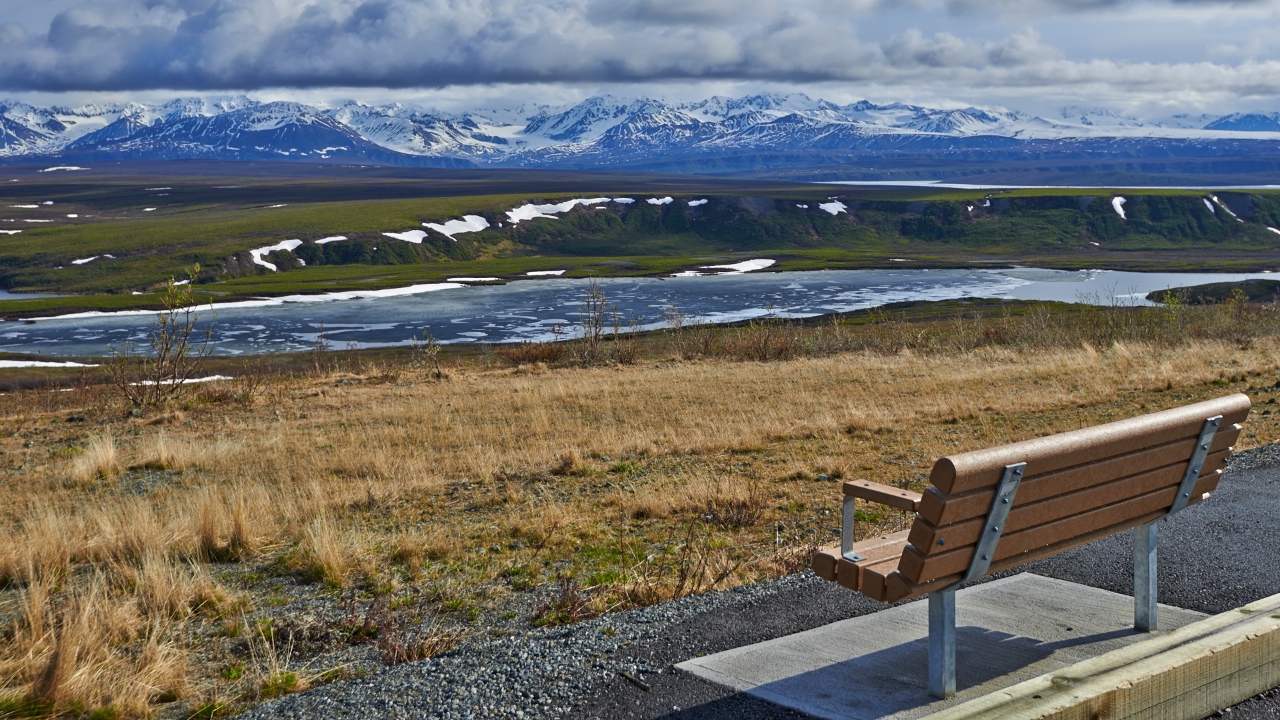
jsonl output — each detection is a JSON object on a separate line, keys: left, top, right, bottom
{"left": 928, "top": 589, "right": 957, "bottom": 699}
{"left": 1134, "top": 521, "right": 1157, "bottom": 632}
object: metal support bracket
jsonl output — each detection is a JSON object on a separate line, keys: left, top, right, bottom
{"left": 1134, "top": 521, "right": 1158, "bottom": 631}
{"left": 1169, "top": 416, "right": 1221, "bottom": 516}
{"left": 841, "top": 496, "right": 865, "bottom": 562}
{"left": 928, "top": 590, "right": 957, "bottom": 699}
{"left": 960, "top": 462, "right": 1026, "bottom": 585}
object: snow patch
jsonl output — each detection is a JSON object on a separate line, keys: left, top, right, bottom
{"left": 22, "top": 219, "right": 53, "bottom": 223}
{"left": 71, "top": 256, "right": 101, "bottom": 265}
{"left": 1204, "top": 198, "right": 1216, "bottom": 213}
{"left": 314, "top": 236, "right": 347, "bottom": 245}
{"left": 674, "top": 258, "right": 776, "bottom": 276}
{"left": 647, "top": 196, "right": 674, "bottom": 205}
{"left": 1112, "top": 197, "right": 1127, "bottom": 220}
{"left": 26, "top": 283, "right": 467, "bottom": 321}
{"left": 41, "top": 201, "right": 53, "bottom": 205}
{"left": 613, "top": 198, "right": 635, "bottom": 204}
{"left": 1211, "top": 195, "right": 1244, "bottom": 222}
{"left": 0, "top": 360, "right": 99, "bottom": 369}
{"left": 9, "top": 204, "right": 38, "bottom": 209}
{"left": 796, "top": 204, "right": 809, "bottom": 209}
{"left": 424, "top": 215, "right": 490, "bottom": 240}
{"left": 447, "top": 277, "right": 502, "bottom": 282}
{"left": 250, "top": 239, "right": 303, "bottom": 271}
{"left": 142, "top": 208, "right": 157, "bottom": 212}
{"left": 0, "top": 230, "right": 21, "bottom": 235}
{"left": 145, "top": 187, "right": 172, "bottom": 191}
{"left": 818, "top": 201, "right": 847, "bottom": 215}
{"left": 506, "top": 198, "right": 611, "bottom": 224}
{"left": 66, "top": 214, "right": 78, "bottom": 218}
{"left": 382, "top": 230, "right": 429, "bottom": 244}
{"left": 267, "top": 204, "right": 287, "bottom": 209}
{"left": 132, "top": 375, "right": 234, "bottom": 387}
{"left": 688, "top": 199, "right": 708, "bottom": 207}
{"left": 39, "top": 166, "right": 87, "bottom": 172}
{"left": 526, "top": 270, "right": 566, "bottom": 276}
{"left": 705, "top": 259, "right": 776, "bottom": 274}
{"left": 1268, "top": 227, "right": 1280, "bottom": 236}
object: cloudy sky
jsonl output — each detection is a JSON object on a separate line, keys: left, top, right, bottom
{"left": 1, "top": 0, "right": 1278, "bottom": 116}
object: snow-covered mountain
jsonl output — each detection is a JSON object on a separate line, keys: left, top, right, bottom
{"left": 3, "top": 92, "right": 1280, "bottom": 172}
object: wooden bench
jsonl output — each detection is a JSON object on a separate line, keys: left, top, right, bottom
{"left": 811, "top": 394, "right": 1251, "bottom": 699}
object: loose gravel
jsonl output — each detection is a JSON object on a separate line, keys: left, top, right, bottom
{"left": 237, "top": 443, "right": 1280, "bottom": 720}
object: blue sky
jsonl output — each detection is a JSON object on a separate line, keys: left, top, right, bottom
{"left": 1, "top": 0, "right": 1279, "bottom": 116}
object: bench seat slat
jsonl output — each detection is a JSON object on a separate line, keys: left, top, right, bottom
{"left": 897, "top": 472, "right": 1219, "bottom": 583}
{"left": 930, "top": 395, "right": 1249, "bottom": 494}
{"left": 918, "top": 427, "right": 1238, "bottom": 526}
{"left": 856, "top": 557, "right": 900, "bottom": 602}
{"left": 812, "top": 530, "right": 910, "bottom": 582}
{"left": 882, "top": 493, "right": 1211, "bottom": 604}
{"left": 839, "top": 534, "right": 913, "bottom": 595}
{"left": 908, "top": 455, "right": 1228, "bottom": 556}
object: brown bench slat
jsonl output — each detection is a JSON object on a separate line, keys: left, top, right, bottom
{"left": 842, "top": 480, "right": 922, "bottom": 512}
{"left": 812, "top": 548, "right": 839, "bottom": 581}
{"left": 930, "top": 395, "right": 1249, "bottom": 494}
{"left": 853, "top": 555, "right": 900, "bottom": 602}
{"left": 917, "top": 427, "right": 1239, "bottom": 526}
{"left": 831, "top": 531, "right": 913, "bottom": 590}
{"left": 812, "top": 530, "right": 911, "bottom": 581}
{"left": 882, "top": 494, "right": 1210, "bottom": 604}
{"left": 897, "top": 473, "right": 1219, "bottom": 583}
{"left": 908, "top": 454, "right": 1228, "bottom": 556}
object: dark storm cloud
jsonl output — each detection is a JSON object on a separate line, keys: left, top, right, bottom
{"left": 1, "top": 0, "right": 1279, "bottom": 98}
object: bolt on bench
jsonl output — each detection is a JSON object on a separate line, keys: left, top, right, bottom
{"left": 812, "top": 394, "right": 1251, "bottom": 699}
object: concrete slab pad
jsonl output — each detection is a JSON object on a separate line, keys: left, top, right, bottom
{"left": 676, "top": 573, "right": 1207, "bottom": 720}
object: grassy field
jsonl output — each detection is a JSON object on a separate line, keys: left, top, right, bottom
{"left": 4, "top": 166, "right": 1280, "bottom": 319}
{"left": 1, "top": 292, "right": 1280, "bottom": 718}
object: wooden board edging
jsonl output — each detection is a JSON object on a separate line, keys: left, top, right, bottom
{"left": 922, "top": 591, "right": 1280, "bottom": 720}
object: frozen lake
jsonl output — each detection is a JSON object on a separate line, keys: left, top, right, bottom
{"left": 1, "top": 268, "right": 1274, "bottom": 357}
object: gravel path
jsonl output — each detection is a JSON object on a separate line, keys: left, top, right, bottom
{"left": 237, "top": 444, "right": 1280, "bottom": 720}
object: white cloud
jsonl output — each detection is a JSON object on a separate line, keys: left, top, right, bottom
{"left": 0, "top": 0, "right": 1278, "bottom": 118}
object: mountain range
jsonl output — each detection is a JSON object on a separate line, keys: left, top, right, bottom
{"left": 4, "top": 93, "right": 1280, "bottom": 178}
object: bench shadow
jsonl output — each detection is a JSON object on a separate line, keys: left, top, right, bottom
{"left": 670, "top": 624, "right": 1144, "bottom": 720}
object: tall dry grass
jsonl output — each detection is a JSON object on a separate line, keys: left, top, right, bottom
{"left": 70, "top": 434, "right": 120, "bottom": 486}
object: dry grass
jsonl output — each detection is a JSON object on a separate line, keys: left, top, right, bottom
{"left": 70, "top": 434, "right": 120, "bottom": 486}
{"left": 2, "top": 300, "right": 1280, "bottom": 717}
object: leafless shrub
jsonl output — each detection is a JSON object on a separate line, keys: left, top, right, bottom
{"left": 347, "top": 596, "right": 465, "bottom": 665}
{"left": 410, "top": 332, "right": 449, "bottom": 380}
{"left": 533, "top": 577, "right": 594, "bottom": 626}
{"left": 621, "top": 521, "right": 744, "bottom": 608}
{"left": 577, "top": 278, "right": 610, "bottom": 365}
{"left": 106, "top": 269, "right": 213, "bottom": 408}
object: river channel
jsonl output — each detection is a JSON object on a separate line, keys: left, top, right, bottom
{"left": 1, "top": 268, "right": 1274, "bottom": 357}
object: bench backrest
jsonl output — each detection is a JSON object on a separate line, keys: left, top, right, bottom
{"left": 872, "top": 394, "right": 1250, "bottom": 603}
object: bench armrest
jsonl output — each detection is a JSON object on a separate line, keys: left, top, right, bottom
{"left": 843, "top": 480, "right": 922, "bottom": 512}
